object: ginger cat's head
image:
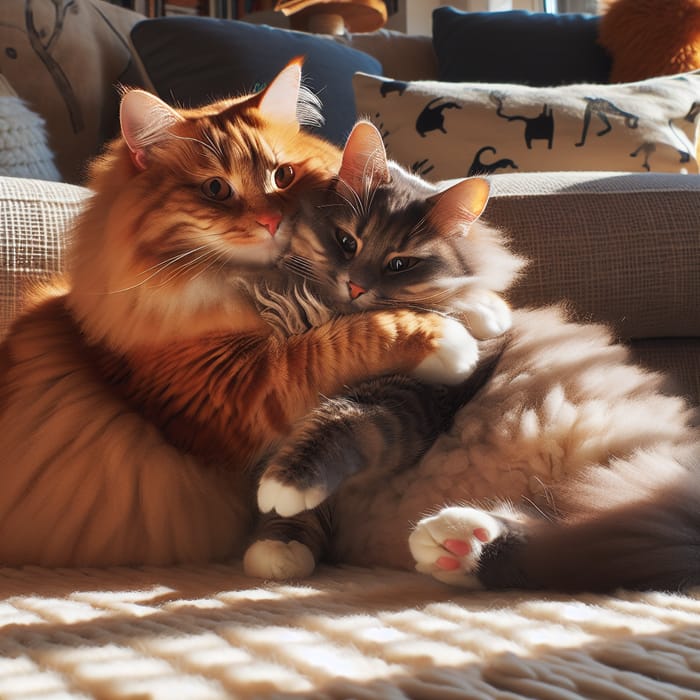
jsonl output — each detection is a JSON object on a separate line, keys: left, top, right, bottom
{"left": 68, "top": 60, "right": 341, "bottom": 350}
{"left": 284, "top": 121, "right": 524, "bottom": 316}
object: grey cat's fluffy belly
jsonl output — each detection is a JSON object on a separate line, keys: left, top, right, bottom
{"left": 330, "top": 305, "right": 698, "bottom": 570}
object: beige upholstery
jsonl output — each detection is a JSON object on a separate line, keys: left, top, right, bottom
{"left": 0, "top": 177, "right": 86, "bottom": 338}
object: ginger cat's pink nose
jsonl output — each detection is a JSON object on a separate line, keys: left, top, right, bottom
{"left": 256, "top": 212, "right": 282, "bottom": 236}
{"left": 348, "top": 281, "right": 366, "bottom": 300}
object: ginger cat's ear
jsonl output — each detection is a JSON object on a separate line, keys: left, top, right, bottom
{"left": 256, "top": 58, "right": 305, "bottom": 129}
{"left": 427, "top": 177, "right": 490, "bottom": 234}
{"left": 120, "top": 89, "right": 184, "bottom": 171}
{"left": 337, "top": 120, "right": 390, "bottom": 199}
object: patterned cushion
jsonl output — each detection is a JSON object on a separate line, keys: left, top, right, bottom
{"left": 0, "top": 0, "right": 146, "bottom": 184}
{"left": 0, "top": 177, "right": 89, "bottom": 339}
{"left": 353, "top": 71, "right": 700, "bottom": 179}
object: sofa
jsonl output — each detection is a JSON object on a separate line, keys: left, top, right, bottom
{"left": 1, "top": 3, "right": 700, "bottom": 698}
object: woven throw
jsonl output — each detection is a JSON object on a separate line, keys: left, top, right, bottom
{"left": 1, "top": 563, "right": 700, "bottom": 699}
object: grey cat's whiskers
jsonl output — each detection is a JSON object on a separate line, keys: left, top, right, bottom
{"left": 281, "top": 255, "right": 325, "bottom": 284}
{"left": 371, "top": 297, "right": 449, "bottom": 317}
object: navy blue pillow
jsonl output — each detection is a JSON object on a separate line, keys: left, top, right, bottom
{"left": 130, "top": 17, "right": 383, "bottom": 145}
{"left": 432, "top": 7, "right": 611, "bottom": 87}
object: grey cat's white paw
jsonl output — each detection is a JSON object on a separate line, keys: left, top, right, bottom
{"left": 243, "top": 539, "right": 315, "bottom": 580}
{"left": 409, "top": 506, "right": 505, "bottom": 587}
{"left": 257, "top": 476, "right": 327, "bottom": 517}
{"left": 412, "top": 317, "right": 479, "bottom": 385}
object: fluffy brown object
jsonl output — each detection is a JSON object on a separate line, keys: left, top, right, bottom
{"left": 599, "top": 0, "right": 700, "bottom": 82}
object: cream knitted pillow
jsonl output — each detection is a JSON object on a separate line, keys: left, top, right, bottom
{"left": 0, "top": 75, "right": 61, "bottom": 182}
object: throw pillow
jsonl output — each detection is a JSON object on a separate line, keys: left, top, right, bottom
{"left": 599, "top": 0, "right": 700, "bottom": 83}
{"left": 0, "top": 75, "right": 61, "bottom": 181}
{"left": 0, "top": 0, "right": 146, "bottom": 184}
{"left": 130, "top": 17, "right": 383, "bottom": 146}
{"left": 432, "top": 7, "right": 611, "bottom": 87}
{"left": 352, "top": 71, "right": 700, "bottom": 179}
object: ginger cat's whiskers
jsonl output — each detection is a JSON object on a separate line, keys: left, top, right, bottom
{"left": 102, "top": 245, "right": 212, "bottom": 294}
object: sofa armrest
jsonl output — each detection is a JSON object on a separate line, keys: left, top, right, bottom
{"left": 0, "top": 177, "right": 90, "bottom": 338}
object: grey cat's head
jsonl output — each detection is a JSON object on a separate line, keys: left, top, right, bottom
{"left": 283, "top": 122, "right": 525, "bottom": 315}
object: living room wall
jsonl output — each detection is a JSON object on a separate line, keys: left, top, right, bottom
{"left": 387, "top": 1, "right": 551, "bottom": 35}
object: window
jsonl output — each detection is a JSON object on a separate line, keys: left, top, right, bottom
{"left": 544, "top": 0, "right": 599, "bottom": 12}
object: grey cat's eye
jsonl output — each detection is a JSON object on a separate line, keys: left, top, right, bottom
{"left": 335, "top": 229, "right": 357, "bottom": 257}
{"left": 387, "top": 256, "right": 416, "bottom": 272}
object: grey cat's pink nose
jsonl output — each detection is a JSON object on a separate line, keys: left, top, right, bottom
{"left": 256, "top": 212, "right": 282, "bottom": 236}
{"left": 348, "top": 281, "right": 366, "bottom": 300}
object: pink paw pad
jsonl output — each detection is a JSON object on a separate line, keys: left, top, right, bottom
{"left": 436, "top": 556, "right": 460, "bottom": 571}
{"left": 473, "top": 528, "right": 490, "bottom": 543}
{"left": 444, "top": 538, "right": 472, "bottom": 556}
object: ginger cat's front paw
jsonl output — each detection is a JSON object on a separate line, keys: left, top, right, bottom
{"left": 409, "top": 506, "right": 506, "bottom": 587}
{"left": 243, "top": 539, "right": 315, "bottom": 580}
{"left": 461, "top": 290, "right": 512, "bottom": 340}
{"left": 412, "top": 317, "right": 479, "bottom": 385}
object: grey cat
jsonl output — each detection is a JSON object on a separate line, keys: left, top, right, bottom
{"left": 247, "top": 121, "right": 699, "bottom": 593}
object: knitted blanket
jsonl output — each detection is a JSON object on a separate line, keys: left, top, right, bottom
{"left": 2, "top": 563, "right": 699, "bottom": 699}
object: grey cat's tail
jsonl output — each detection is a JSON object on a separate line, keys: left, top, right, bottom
{"left": 480, "top": 454, "right": 700, "bottom": 593}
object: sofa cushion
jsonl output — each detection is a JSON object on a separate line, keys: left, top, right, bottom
{"left": 130, "top": 17, "right": 382, "bottom": 145}
{"left": 0, "top": 0, "right": 146, "bottom": 184}
{"left": 353, "top": 70, "right": 700, "bottom": 179}
{"left": 432, "top": 7, "right": 611, "bottom": 87}
{"left": 0, "top": 75, "right": 61, "bottom": 182}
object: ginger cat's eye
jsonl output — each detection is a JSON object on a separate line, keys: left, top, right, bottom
{"left": 335, "top": 229, "right": 357, "bottom": 257}
{"left": 387, "top": 256, "right": 417, "bottom": 272}
{"left": 273, "top": 164, "right": 295, "bottom": 190}
{"left": 201, "top": 177, "right": 233, "bottom": 201}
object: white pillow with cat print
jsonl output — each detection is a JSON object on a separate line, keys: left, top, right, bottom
{"left": 353, "top": 70, "right": 700, "bottom": 179}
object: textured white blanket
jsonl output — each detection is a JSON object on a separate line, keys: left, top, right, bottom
{"left": 2, "top": 563, "right": 700, "bottom": 699}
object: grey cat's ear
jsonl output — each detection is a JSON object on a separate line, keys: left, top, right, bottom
{"left": 337, "top": 120, "right": 390, "bottom": 197}
{"left": 120, "top": 89, "right": 184, "bottom": 171}
{"left": 428, "top": 177, "right": 490, "bottom": 233}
